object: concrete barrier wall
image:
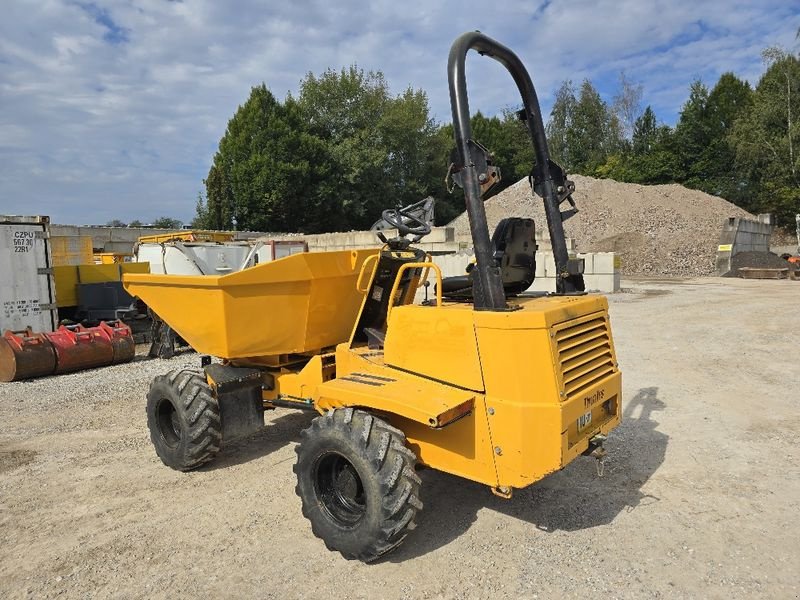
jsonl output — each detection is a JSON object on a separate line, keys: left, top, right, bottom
{"left": 49, "top": 225, "right": 268, "bottom": 253}
{"left": 416, "top": 249, "right": 620, "bottom": 300}
{"left": 716, "top": 215, "right": 774, "bottom": 274}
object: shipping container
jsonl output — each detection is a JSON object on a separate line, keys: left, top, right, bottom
{"left": 0, "top": 216, "right": 58, "bottom": 333}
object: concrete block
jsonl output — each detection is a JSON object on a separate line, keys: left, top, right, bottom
{"left": 535, "top": 255, "right": 546, "bottom": 278}
{"left": 593, "top": 253, "right": 616, "bottom": 274}
{"left": 578, "top": 253, "right": 594, "bottom": 274}
{"left": 527, "top": 276, "right": 556, "bottom": 293}
{"left": 543, "top": 253, "right": 556, "bottom": 277}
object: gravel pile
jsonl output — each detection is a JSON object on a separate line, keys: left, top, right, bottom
{"left": 448, "top": 175, "right": 754, "bottom": 276}
{"left": 723, "top": 251, "right": 793, "bottom": 277}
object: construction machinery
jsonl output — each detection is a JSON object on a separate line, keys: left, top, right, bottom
{"left": 124, "top": 32, "right": 622, "bottom": 562}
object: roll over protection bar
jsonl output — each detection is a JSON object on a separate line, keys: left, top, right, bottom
{"left": 447, "top": 31, "right": 584, "bottom": 309}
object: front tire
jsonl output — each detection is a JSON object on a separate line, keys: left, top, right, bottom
{"left": 294, "top": 408, "right": 422, "bottom": 562}
{"left": 146, "top": 369, "right": 222, "bottom": 471}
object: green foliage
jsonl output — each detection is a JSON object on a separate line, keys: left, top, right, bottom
{"left": 195, "top": 41, "right": 799, "bottom": 234}
{"left": 106, "top": 219, "right": 126, "bottom": 227}
{"left": 202, "top": 70, "right": 447, "bottom": 232}
{"left": 128, "top": 220, "right": 143, "bottom": 227}
{"left": 545, "top": 79, "right": 623, "bottom": 174}
{"left": 152, "top": 217, "right": 183, "bottom": 229}
{"left": 732, "top": 50, "right": 800, "bottom": 223}
{"left": 546, "top": 80, "right": 577, "bottom": 168}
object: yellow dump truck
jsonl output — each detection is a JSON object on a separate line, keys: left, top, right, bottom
{"left": 124, "top": 32, "right": 621, "bottom": 562}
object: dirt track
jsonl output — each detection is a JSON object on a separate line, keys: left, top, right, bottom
{"left": 1, "top": 277, "right": 799, "bottom": 599}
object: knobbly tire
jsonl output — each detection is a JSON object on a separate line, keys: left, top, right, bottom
{"left": 146, "top": 369, "right": 222, "bottom": 471}
{"left": 294, "top": 408, "right": 423, "bottom": 562}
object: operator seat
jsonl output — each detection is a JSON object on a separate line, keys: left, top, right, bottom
{"left": 441, "top": 217, "right": 537, "bottom": 298}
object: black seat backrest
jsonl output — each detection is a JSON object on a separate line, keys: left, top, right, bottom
{"left": 491, "top": 218, "right": 537, "bottom": 295}
{"left": 440, "top": 217, "right": 537, "bottom": 299}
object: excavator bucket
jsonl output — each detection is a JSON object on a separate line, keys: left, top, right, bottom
{"left": 123, "top": 249, "right": 377, "bottom": 359}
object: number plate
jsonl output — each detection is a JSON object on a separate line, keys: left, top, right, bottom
{"left": 577, "top": 410, "right": 592, "bottom": 432}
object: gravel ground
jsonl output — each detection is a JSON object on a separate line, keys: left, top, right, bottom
{"left": 449, "top": 176, "right": 754, "bottom": 277}
{"left": 1, "top": 278, "right": 799, "bottom": 599}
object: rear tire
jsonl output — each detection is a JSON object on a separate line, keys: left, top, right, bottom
{"left": 146, "top": 369, "right": 222, "bottom": 471}
{"left": 294, "top": 408, "right": 422, "bottom": 562}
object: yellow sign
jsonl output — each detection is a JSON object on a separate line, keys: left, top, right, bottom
{"left": 718, "top": 244, "right": 733, "bottom": 252}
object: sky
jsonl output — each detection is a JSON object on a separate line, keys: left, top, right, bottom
{"left": 0, "top": 1, "right": 797, "bottom": 226}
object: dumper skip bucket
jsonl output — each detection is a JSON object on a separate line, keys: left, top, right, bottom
{"left": 123, "top": 249, "right": 377, "bottom": 360}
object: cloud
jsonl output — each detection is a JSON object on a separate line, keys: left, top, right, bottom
{"left": 0, "top": 0, "right": 797, "bottom": 225}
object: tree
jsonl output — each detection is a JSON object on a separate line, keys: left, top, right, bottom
{"left": 613, "top": 72, "right": 644, "bottom": 141}
{"left": 674, "top": 79, "right": 712, "bottom": 189}
{"left": 732, "top": 48, "right": 800, "bottom": 223}
{"left": 152, "top": 217, "right": 183, "bottom": 229}
{"left": 106, "top": 219, "right": 126, "bottom": 227}
{"left": 202, "top": 71, "right": 448, "bottom": 233}
{"left": 703, "top": 73, "right": 753, "bottom": 202}
{"left": 296, "top": 66, "right": 445, "bottom": 230}
{"left": 632, "top": 106, "right": 658, "bottom": 155}
{"left": 546, "top": 79, "right": 622, "bottom": 175}
{"left": 203, "top": 84, "right": 330, "bottom": 232}
{"left": 546, "top": 80, "right": 577, "bottom": 169}
{"left": 569, "top": 79, "right": 622, "bottom": 173}
{"left": 128, "top": 220, "right": 143, "bottom": 227}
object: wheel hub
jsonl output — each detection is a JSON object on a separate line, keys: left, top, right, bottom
{"left": 156, "top": 398, "right": 181, "bottom": 448}
{"left": 315, "top": 452, "right": 366, "bottom": 527}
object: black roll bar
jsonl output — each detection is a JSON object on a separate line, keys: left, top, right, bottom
{"left": 447, "top": 31, "right": 582, "bottom": 309}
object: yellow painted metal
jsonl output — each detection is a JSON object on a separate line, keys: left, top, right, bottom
{"left": 316, "top": 345, "right": 476, "bottom": 427}
{"left": 137, "top": 230, "right": 235, "bottom": 244}
{"left": 355, "top": 253, "right": 380, "bottom": 293}
{"left": 471, "top": 294, "right": 621, "bottom": 488}
{"left": 383, "top": 303, "right": 484, "bottom": 392}
{"left": 77, "top": 264, "right": 123, "bottom": 284}
{"left": 121, "top": 263, "right": 150, "bottom": 276}
{"left": 53, "top": 266, "right": 80, "bottom": 307}
{"left": 53, "top": 262, "right": 149, "bottom": 307}
{"left": 385, "top": 262, "right": 442, "bottom": 319}
{"left": 50, "top": 236, "right": 93, "bottom": 267}
{"left": 123, "top": 249, "right": 377, "bottom": 358}
{"left": 94, "top": 252, "right": 132, "bottom": 264}
{"left": 264, "top": 353, "right": 336, "bottom": 401}
{"left": 267, "top": 293, "right": 622, "bottom": 491}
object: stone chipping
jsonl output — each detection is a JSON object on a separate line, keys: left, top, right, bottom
{"left": 448, "top": 175, "right": 755, "bottom": 276}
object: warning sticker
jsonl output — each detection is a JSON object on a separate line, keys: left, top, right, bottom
{"left": 718, "top": 244, "right": 733, "bottom": 252}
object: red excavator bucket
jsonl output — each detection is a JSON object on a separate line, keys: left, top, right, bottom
{"left": 48, "top": 324, "right": 115, "bottom": 375}
{"left": 0, "top": 329, "right": 57, "bottom": 382}
{"left": 99, "top": 321, "right": 135, "bottom": 364}
{"left": 0, "top": 321, "right": 136, "bottom": 382}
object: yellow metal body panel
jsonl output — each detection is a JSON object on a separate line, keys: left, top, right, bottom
{"left": 137, "top": 230, "right": 235, "bottom": 244}
{"left": 94, "top": 252, "right": 132, "bottom": 264}
{"left": 316, "top": 345, "right": 476, "bottom": 427}
{"left": 53, "top": 266, "right": 79, "bottom": 307}
{"left": 264, "top": 353, "right": 336, "bottom": 401}
{"left": 383, "top": 304, "right": 484, "bottom": 391}
{"left": 121, "top": 263, "right": 150, "bottom": 276}
{"left": 264, "top": 293, "right": 621, "bottom": 491}
{"left": 77, "top": 264, "right": 123, "bottom": 284}
{"left": 50, "top": 236, "right": 93, "bottom": 267}
{"left": 53, "top": 262, "right": 149, "bottom": 307}
{"left": 123, "top": 250, "right": 377, "bottom": 358}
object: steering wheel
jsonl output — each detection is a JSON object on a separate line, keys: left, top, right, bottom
{"left": 380, "top": 208, "right": 432, "bottom": 237}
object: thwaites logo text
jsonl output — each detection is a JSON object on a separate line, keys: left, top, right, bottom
{"left": 583, "top": 388, "right": 605, "bottom": 409}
